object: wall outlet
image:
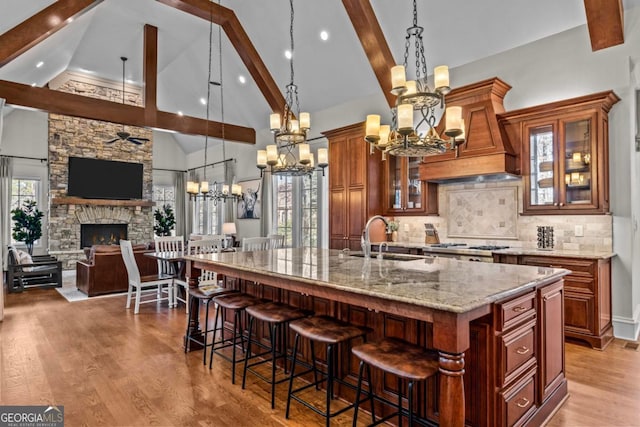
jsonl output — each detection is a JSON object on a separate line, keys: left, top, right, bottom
{"left": 575, "top": 225, "right": 584, "bottom": 237}
{"left": 403, "top": 223, "right": 410, "bottom": 231}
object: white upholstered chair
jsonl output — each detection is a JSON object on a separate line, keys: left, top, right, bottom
{"left": 174, "top": 237, "right": 225, "bottom": 312}
{"left": 120, "top": 240, "right": 173, "bottom": 314}
{"left": 153, "top": 235, "right": 184, "bottom": 307}
{"left": 241, "top": 237, "right": 271, "bottom": 252}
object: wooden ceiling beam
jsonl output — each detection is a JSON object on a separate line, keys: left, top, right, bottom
{"left": 342, "top": 0, "right": 396, "bottom": 108}
{"left": 584, "top": 0, "right": 624, "bottom": 51}
{"left": 0, "top": 79, "right": 256, "bottom": 144}
{"left": 0, "top": 0, "right": 103, "bottom": 67}
{"left": 156, "top": 0, "right": 286, "bottom": 113}
{"left": 143, "top": 24, "right": 158, "bottom": 124}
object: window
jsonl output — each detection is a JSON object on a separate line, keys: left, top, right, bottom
{"left": 273, "top": 173, "right": 322, "bottom": 248}
{"left": 301, "top": 173, "right": 318, "bottom": 247}
{"left": 193, "top": 198, "right": 221, "bottom": 235}
{"left": 275, "top": 175, "right": 293, "bottom": 247}
{"left": 11, "top": 178, "right": 40, "bottom": 244}
{"left": 11, "top": 178, "right": 39, "bottom": 211}
{"left": 153, "top": 185, "right": 175, "bottom": 211}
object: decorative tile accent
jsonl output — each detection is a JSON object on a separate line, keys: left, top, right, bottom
{"left": 447, "top": 187, "right": 518, "bottom": 239}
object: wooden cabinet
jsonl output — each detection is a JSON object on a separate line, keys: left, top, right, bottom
{"left": 500, "top": 91, "right": 619, "bottom": 214}
{"left": 323, "top": 122, "right": 382, "bottom": 250}
{"left": 537, "top": 281, "right": 565, "bottom": 403}
{"left": 494, "top": 253, "right": 612, "bottom": 350}
{"left": 383, "top": 156, "right": 438, "bottom": 215}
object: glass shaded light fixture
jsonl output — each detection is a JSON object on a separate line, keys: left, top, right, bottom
{"left": 256, "top": 0, "right": 328, "bottom": 177}
{"left": 187, "top": 2, "right": 241, "bottom": 204}
{"left": 364, "top": 0, "right": 465, "bottom": 157}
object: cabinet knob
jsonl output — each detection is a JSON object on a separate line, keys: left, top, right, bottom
{"left": 553, "top": 202, "right": 559, "bottom": 206}
{"left": 559, "top": 202, "right": 564, "bottom": 207}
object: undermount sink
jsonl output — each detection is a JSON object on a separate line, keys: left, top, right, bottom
{"left": 349, "top": 253, "right": 425, "bottom": 262}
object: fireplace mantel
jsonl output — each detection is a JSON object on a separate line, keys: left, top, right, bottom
{"left": 51, "top": 197, "right": 154, "bottom": 207}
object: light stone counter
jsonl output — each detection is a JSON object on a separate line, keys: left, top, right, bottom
{"left": 372, "top": 241, "right": 615, "bottom": 259}
{"left": 492, "top": 247, "right": 615, "bottom": 259}
{"left": 185, "top": 247, "right": 569, "bottom": 314}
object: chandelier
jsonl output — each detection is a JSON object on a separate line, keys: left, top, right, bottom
{"left": 364, "top": 0, "right": 465, "bottom": 157}
{"left": 256, "top": 0, "right": 328, "bottom": 176}
{"left": 187, "top": 0, "right": 240, "bottom": 204}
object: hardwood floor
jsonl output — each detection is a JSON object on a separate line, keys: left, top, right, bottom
{"left": 1, "top": 287, "right": 639, "bottom": 426}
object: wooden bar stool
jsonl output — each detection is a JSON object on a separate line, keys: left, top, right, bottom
{"left": 209, "top": 292, "right": 261, "bottom": 384}
{"left": 351, "top": 338, "right": 439, "bottom": 427}
{"left": 285, "top": 315, "right": 372, "bottom": 427}
{"left": 241, "top": 302, "right": 310, "bottom": 409}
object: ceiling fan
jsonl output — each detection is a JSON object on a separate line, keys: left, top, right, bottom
{"left": 105, "top": 56, "right": 150, "bottom": 145}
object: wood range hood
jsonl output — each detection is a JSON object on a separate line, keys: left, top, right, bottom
{"left": 419, "top": 77, "right": 520, "bottom": 182}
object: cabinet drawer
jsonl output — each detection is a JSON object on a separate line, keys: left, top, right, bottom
{"left": 500, "top": 370, "right": 537, "bottom": 427}
{"left": 519, "top": 256, "right": 595, "bottom": 278}
{"left": 564, "top": 276, "right": 595, "bottom": 292}
{"left": 499, "top": 319, "right": 537, "bottom": 386}
{"left": 497, "top": 291, "right": 536, "bottom": 331}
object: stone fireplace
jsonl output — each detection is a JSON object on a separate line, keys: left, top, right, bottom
{"left": 46, "top": 72, "right": 154, "bottom": 269}
{"left": 81, "top": 224, "right": 127, "bottom": 247}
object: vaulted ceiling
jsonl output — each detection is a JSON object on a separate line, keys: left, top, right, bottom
{"left": 0, "top": 0, "right": 636, "bottom": 154}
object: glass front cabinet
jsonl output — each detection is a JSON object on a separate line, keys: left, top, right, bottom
{"left": 517, "top": 92, "right": 619, "bottom": 215}
{"left": 383, "top": 156, "right": 438, "bottom": 215}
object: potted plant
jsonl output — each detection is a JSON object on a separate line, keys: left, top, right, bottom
{"left": 388, "top": 220, "right": 399, "bottom": 242}
{"left": 11, "top": 200, "right": 44, "bottom": 255}
{"left": 153, "top": 204, "right": 176, "bottom": 236}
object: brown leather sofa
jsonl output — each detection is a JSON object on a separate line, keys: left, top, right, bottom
{"left": 76, "top": 243, "right": 158, "bottom": 297}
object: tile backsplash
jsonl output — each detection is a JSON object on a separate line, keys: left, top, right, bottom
{"left": 393, "top": 181, "right": 612, "bottom": 252}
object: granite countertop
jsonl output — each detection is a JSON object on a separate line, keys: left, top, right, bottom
{"left": 375, "top": 241, "right": 615, "bottom": 260}
{"left": 185, "top": 248, "right": 569, "bottom": 314}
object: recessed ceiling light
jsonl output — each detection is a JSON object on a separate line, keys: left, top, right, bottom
{"left": 200, "top": 97, "right": 207, "bottom": 105}
{"left": 36, "top": 61, "right": 44, "bottom": 68}
{"left": 79, "top": 68, "right": 93, "bottom": 74}
{"left": 320, "top": 30, "right": 329, "bottom": 41}
{"left": 66, "top": 17, "right": 74, "bottom": 24}
{"left": 238, "top": 75, "right": 246, "bottom": 84}
{"left": 177, "top": 111, "right": 184, "bottom": 116}
{"left": 284, "top": 50, "right": 292, "bottom": 60}
{"left": 126, "top": 79, "right": 135, "bottom": 84}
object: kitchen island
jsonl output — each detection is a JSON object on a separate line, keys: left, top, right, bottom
{"left": 185, "top": 248, "right": 570, "bottom": 426}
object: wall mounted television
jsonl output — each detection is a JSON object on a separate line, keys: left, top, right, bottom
{"left": 67, "top": 156, "right": 144, "bottom": 200}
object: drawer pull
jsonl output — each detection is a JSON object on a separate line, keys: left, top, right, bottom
{"left": 516, "top": 397, "right": 530, "bottom": 408}
{"left": 512, "top": 306, "right": 527, "bottom": 312}
{"left": 516, "top": 346, "right": 530, "bottom": 355}
{"left": 550, "top": 265, "right": 562, "bottom": 268}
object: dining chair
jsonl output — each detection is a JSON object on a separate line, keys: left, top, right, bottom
{"left": 154, "top": 235, "right": 184, "bottom": 307}
{"left": 120, "top": 240, "right": 174, "bottom": 314}
{"left": 174, "top": 237, "right": 226, "bottom": 313}
{"left": 267, "top": 234, "right": 285, "bottom": 249}
{"left": 241, "top": 237, "right": 271, "bottom": 252}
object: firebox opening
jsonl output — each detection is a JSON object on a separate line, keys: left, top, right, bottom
{"left": 81, "top": 224, "right": 127, "bottom": 248}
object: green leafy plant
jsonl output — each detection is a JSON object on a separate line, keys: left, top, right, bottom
{"left": 153, "top": 204, "right": 176, "bottom": 236}
{"left": 387, "top": 220, "right": 399, "bottom": 232}
{"left": 11, "top": 200, "right": 44, "bottom": 255}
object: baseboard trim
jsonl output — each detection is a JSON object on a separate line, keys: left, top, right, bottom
{"left": 612, "top": 304, "right": 640, "bottom": 341}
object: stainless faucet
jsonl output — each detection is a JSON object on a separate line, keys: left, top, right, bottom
{"left": 361, "top": 215, "right": 390, "bottom": 258}
{"left": 378, "top": 242, "right": 389, "bottom": 259}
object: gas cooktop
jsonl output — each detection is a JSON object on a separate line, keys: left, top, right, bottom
{"left": 467, "top": 245, "right": 510, "bottom": 250}
{"left": 430, "top": 243, "right": 467, "bottom": 248}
